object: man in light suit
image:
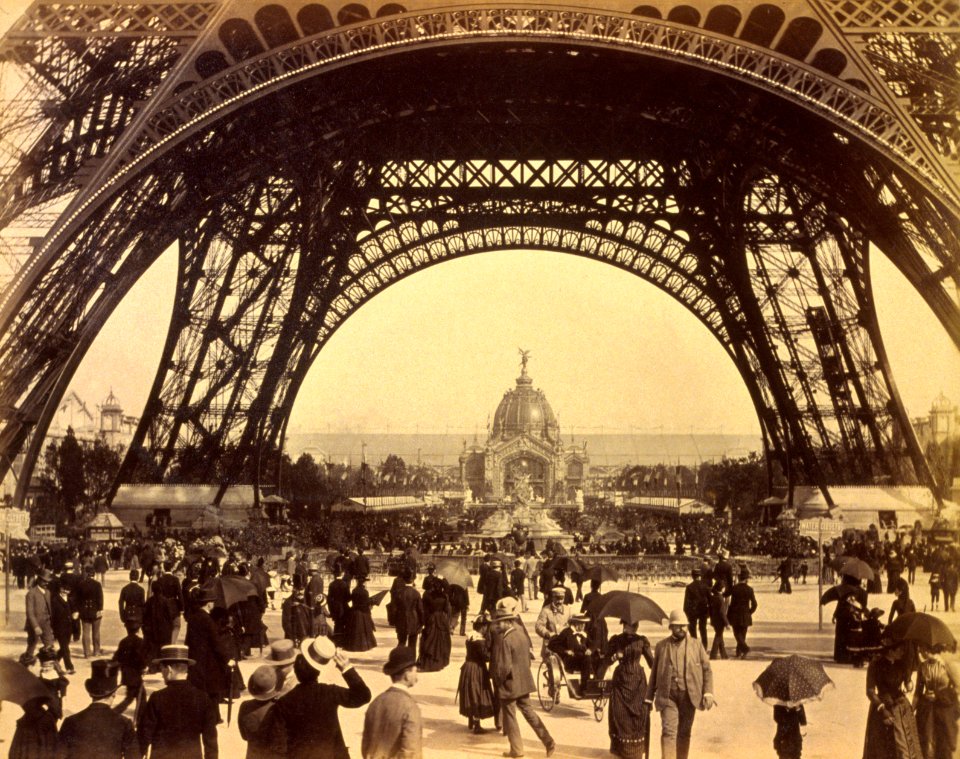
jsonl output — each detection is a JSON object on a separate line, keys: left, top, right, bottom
{"left": 362, "top": 646, "right": 422, "bottom": 759}
{"left": 22, "top": 568, "right": 54, "bottom": 664}
{"left": 491, "top": 608, "right": 555, "bottom": 758}
{"left": 645, "top": 609, "right": 716, "bottom": 759}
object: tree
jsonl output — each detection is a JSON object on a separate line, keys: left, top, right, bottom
{"left": 84, "top": 437, "right": 122, "bottom": 513}
{"left": 57, "top": 427, "right": 85, "bottom": 525}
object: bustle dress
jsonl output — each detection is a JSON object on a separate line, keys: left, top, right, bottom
{"left": 457, "top": 633, "right": 498, "bottom": 728}
{"left": 342, "top": 584, "right": 377, "bottom": 652}
{"left": 607, "top": 632, "right": 654, "bottom": 759}
{"left": 417, "top": 590, "right": 452, "bottom": 672}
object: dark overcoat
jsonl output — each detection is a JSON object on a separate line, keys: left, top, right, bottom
{"left": 58, "top": 701, "right": 136, "bottom": 759}
{"left": 268, "top": 668, "right": 371, "bottom": 759}
{"left": 137, "top": 680, "right": 219, "bottom": 759}
{"left": 185, "top": 609, "right": 232, "bottom": 699}
{"left": 490, "top": 626, "right": 536, "bottom": 701}
{"left": 726, "top": 582, "right": 758, "bottom": 628}
{"left": 394, "top": 585, "right": 424, "bottom": 638}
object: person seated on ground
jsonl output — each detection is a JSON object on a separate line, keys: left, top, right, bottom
{"left": 548, "top": 614, "right": 600, "bottom": 693}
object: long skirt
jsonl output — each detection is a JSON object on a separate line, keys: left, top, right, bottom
{"left": 342, "top": 610, "right": 377, "bottom": 652}
{"left": 916, "top": 697, "right": 960, "bottom": 759}
{"left": 457, "top": 661, "right": 497, "bottom": 720}
{"left": 418, "top": 612, "right": 452, "bottom": 672}
{"left": 609, "top": 664, "right": 648, "bottom": 759}
{"left": 862, "top": 697, "right": 923, "bottom": 759}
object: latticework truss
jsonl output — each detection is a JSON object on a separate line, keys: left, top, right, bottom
{"left": 0, "top": 0, "right": 957, "bottom": 509}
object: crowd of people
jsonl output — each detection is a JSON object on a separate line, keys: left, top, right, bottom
{"left": 5, "top": 515, "right": 960, "bottom": 759}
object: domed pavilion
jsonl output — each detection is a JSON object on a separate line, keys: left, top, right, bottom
{"left": 459, "top": 353, "right": 588, "bottom": 503}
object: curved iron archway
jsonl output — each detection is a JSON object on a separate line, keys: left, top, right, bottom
{"left": 0, "top": 3, "right": 957, "bottom": 509}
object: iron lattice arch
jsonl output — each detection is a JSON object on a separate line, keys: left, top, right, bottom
{"left": 0, "top": 2, "right": 958, "bottom": 508}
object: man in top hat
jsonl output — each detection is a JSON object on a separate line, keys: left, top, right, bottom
{"left": 645, "top": 609, "right": 715, "bottom": 759}
{"left": 238, "top": 665, "right": 288, "bottom": 759}
{"left": 683, "top": 568, "right": 710, "bottom": 647}
{"left": 491, "top": 608, "right": 556, "bottom": 758}
{"left": 185, "top": 585, "right": 235, "bottom": 713}
{"left": 361, "top": 646, "right": 422, "bottom": 759}
{"left": 57, "top": 659, "right": 137, "bottom": 759}
{"left": 138, "top": 644, "right": 220, "bottom": 759}
{"left": 478, "top": 558, "right": 508, "bottom": 615}
{"left": 23, "top": 567, "right": 54, "bottom": 664}
{"left": 726, "top": 568, "right": 758, "bottom": 660}
{"left": 268, "top": 636, "right": 370, "bottom": 759}
{"left": 548, "top": 613, "right": 599, "bottom": 689}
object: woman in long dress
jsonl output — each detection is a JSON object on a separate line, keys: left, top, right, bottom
{"left": 862, "top": 641, "right": 923, "bottom": 759}
{"left": 914, "top": 645, "right": 960, "bottom": 759}
{"left": 342, "top": 575, "right": 377, "bottom": 652}
{"left": 607, "top": 620, "right": 654, "bottom": 759}
{"left": 418, "top": 583, "right": 452, "bottom": 672}
{"left": 457, "top": 616, "right": 498, "bottom": 733}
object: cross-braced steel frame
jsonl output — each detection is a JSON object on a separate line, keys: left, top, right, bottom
{"left": 0, "top": 0, "right": 958, "bottom": 509}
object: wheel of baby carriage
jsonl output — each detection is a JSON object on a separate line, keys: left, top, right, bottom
{"left": 537, "top": 659, "right": 558, "bottom": 711}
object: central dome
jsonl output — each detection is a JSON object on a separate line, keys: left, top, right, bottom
{"left": 491, "top": 361, "right": 559, "bottom": 442}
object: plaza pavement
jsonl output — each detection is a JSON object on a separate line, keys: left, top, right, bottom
{"left": 1, "top": 567, "right": 958, "bottom": 758}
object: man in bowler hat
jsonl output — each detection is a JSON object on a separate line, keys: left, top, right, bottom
{"left": 57, "top": 659, "right": 137, "bottom": 758}
{"left": 362, "top": 646, "right": 422, "bottom": 759}
{"left": 138, "top": 644, "right": 220, "bottom": 759}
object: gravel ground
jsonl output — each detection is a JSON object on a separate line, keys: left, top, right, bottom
{"left": 1, "top": 567, "right": 958, "bottom": 758}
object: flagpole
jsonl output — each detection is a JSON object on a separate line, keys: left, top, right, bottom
{"left": 817, "top": 516, "right": 823, "bottom": 631}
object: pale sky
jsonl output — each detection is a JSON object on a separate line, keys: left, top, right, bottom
{"left": 68, "top": 245, "right": 959, "bottom": 437}
{"left": 1, "top": 1, "right": 956, "bottom": 439}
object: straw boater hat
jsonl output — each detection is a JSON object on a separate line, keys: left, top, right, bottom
{"left": 153, "top": 644, "right": 195, "bottom": 666}
{"left": 382, "top": 646, "right": 417, "bottom": 677}
{"left": 301, "top": 636, "right": 336, "bottom": 671}
{"left": 248, "top": 665, "right": 284, "bottom": 700}
{"left": 266, "top": 639, "right": 297, "bottom": 667}
{"left": 85, "top": 660, "right": 120, "bottom": 698}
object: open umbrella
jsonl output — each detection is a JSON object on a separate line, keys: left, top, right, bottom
{"left": 884, "top": 612, "right": 956, "bottom": 649}
{"left": 587, "top": 591, "right": 668, "bottom": 625}
{"left": 583, "top": 564, "right": 619, "bottom": 584}
{"left": 753, "top": 655, "right": 834, "bottom": 708}
{"left": 831, "top": 556, "right": 874, "bottom": 581}
{"left": 203, "top": 576, "right": 259, "bottom": 608}
{"left": 819, "top": 584, "right": 860, "bottom": 605}
{"left": 0, "top": 659, "right": 49, "bottom": 705}
{"left": 552, "top": 555, "right": 586, "bottom": 577}
{"left": 434, "top": 559, "right": 473, "bottom": 589}
{"left": 369, "top": 589, "right": 390, "bottom": 607}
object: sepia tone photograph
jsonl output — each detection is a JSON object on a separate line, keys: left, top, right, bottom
{"left": 0, "top": 0, "right": 958, "bottom": 757}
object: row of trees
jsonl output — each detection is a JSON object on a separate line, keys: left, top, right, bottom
{"left": 35, "top": 427, "right": 123, "bottom": 527}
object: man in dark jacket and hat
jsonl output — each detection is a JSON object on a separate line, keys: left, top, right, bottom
{"left": 683, "top": 568, "right": 710, "bottom": 647}
{"left": 118, "top": 569, "right": 146, "bottom": 627}
{"left": 185, "top": 586, "right": 235, "bottom": 715}
{"left": 157, "top": 560, "right": 185, "bottom": 644}
{"left": 138, "top": 644, "right": 220, "bottom": 759}
{"left": 57, "top": 660, "right": 136, "bottom": 758}
{"left": 726, "top": 569, "right": 758, "bottom": 659}
{"left": 491, "top": 608, "right": 556, "bottom": 758}
{"left": 23, "top": 568, "right": 54, "bottom": 664}
{"left": 268, "top": 636, "right": 371, "bottom": 759}
{"left": 75, "top": 565, "right": 104, "bottom": 658}
{"left": 393, "top": 568, "right": 424, "bottom": 649}
{"left": 327, "top": 568, "right": 351, "bottom": 644}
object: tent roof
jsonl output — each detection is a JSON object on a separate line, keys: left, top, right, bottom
{"left": 88, "top": 512, "right": 123, "bottom": 528}
{"left": 332, "top": 496, "right": 427, "bottom": 513}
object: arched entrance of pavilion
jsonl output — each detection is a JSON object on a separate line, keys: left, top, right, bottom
{"left": 0, "top": 6, "right": 957, "bottom": 508}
